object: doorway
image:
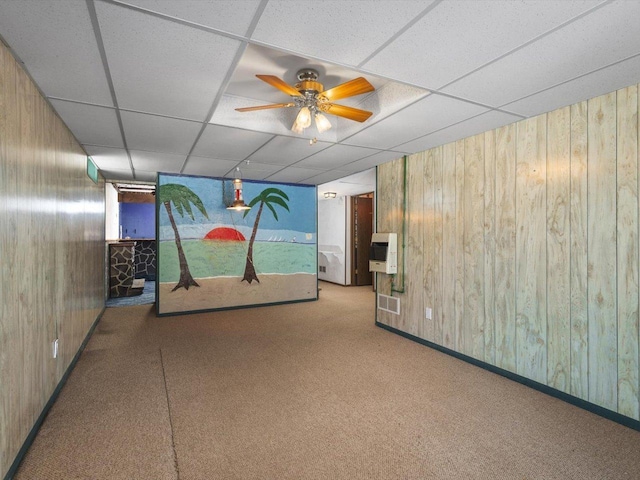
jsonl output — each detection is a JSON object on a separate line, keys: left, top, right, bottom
{"left": 350, "top": 193, "right": 373, "bottom": 286}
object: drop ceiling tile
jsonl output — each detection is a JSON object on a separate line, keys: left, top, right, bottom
{"left": 343, "top": 95, "right": 487, "bottom": 150}
{"left": 120, "top": 0, "right": 262, "bottom": 35}
{"left": 235, "top": 162, "right": 283, "bottom": 181}
{"left": 503, "top": 55, "right": 640, "bottom": 118}
{"left": 398, "top": 110, "right": 521, "bottom": 153}
{"left": 363, "top": 0, "right": 602, "bottom": 89}
{"left": 182, "top": 157, "right": 239, "bottom": 178}
{"left": 84, "top": 146, "right": 131, "bottom": 171}
{"left": 192, "top": 125, "right": 273, "bottom": 160}
{"left": 297, "top": 144, "right": 381, "bottom": 170}
{"left": 95, "top": 1, "right": 242, "bottom": 120}
{"left": 304, "top": 170, "right": 355, "bottom": 186}
{"left": 317, "top": 168, "right": 377, "bottom": 195}
{"left": 130, "top": 150, "right": 186, "bottom": 173}
{"left": 100, "top": 168, "right": 136, "bottom": 181}
{"left": 50, "top": 100, "right": 123, "bottom": 148}
{"left": 133, "top": 170, "right": 159, "bottom": 182}
{"left": 252, "top": 1, "right": 434, "bottom": 66}
{"left": 442, "top": 1, "right": 640, "bottom": 107}
{"left": 340, "top": 151, "right": 405, "bottom": 173}
{"left": 0, "top": 0, "right": 113, "bottom": 105}
{"left": 247, "top": 136, "right": 332, "bottom": 166}
{"left": 266, "top": 167, "right": 324, "bottom": 184}
{"left": 120, "top": 111, "right": 201, "bottom": 155}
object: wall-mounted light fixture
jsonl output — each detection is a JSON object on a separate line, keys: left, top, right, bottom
{"left": 227, "top": 167, "right": 251, "bottom": 211}
{"left": 324, "top": 192, "right": 337, "bottom": 199}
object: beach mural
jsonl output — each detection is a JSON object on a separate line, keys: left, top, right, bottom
{"left": 156, "top": 173, "right": 317, "bottom": 315}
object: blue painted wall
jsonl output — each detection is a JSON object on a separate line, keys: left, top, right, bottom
{"left": 120, "top": 202, "right": 155, "bottom": 238}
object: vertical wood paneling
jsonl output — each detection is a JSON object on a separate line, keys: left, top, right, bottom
{"left": 570, "top": 101, "right": 589, "bottom": 399}
{"left": 454, "top": 139, "right": 466, "bottom": 352}
{"left": 464, "top": 134, "right": 485, "bottom": 359}
{"left": 422, "top": 150, "right": 435, "bottom": 341}
{"left": 375, "top": 85, "right": 640, "bottom": 422}
{"left": 587, "top": 92, "right": 618, "bottom": 410}
{"left": 375, "top": 160, "right": 399, "bottom": 328}
{"left": 433, "top": 146, "right": 444, "bottom": 345}
{"left": 484, "top": 131, "right": 496, "bottom": 364}
{"left": 442, "top": 143, "right": 457, "bottom": 349}
{"left": 407, "top": 153, "right": 424, "bottom": 337}
{"left": 515, "top": 115, "right": 547, "bottom": 383}
{"left": 0, "top": 42, "right": 105, "bottom": 479}
{"left": 617, "top": 85, "right": 639, "bottom": 419}
{"left": 495, "top": 124, "right": 517, "bottom": 372}
{"left": 546, "top": 106, "right": 571, "bottom": 392}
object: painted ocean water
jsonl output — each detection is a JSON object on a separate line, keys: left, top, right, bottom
{"left": 159, "top": 239, "right": 317, "bottom": 282}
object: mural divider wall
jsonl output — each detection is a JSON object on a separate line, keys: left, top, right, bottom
{"left": 156, "top": 173, "right": 318, "bottom": 315}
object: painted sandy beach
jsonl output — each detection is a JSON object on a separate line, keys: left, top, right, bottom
{"left": 158, "top": 273, "right": 318, "bottom": 314}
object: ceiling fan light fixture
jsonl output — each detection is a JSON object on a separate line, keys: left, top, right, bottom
{"left": 295, "top": 106, "right": 312, "bottom": 129}
{"left": 314, "top": 112, "right": 331, "bottom": 133}
{"left": 291, "top": 122, "right": 305, "bottom": 134}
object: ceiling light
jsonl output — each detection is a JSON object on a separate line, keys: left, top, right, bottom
{"left": 226, "top": 168, "right": 251, "bottom": 211}
{"left": 314, "top": 112, "right": 331, "bottom": 133}
{"left": 324, "top": 192, "right": 337, "bottom": 199}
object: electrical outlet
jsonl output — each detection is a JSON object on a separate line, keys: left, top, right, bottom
{"left": 52, "top": 339, "right": 59, "bottom": 359}
{"left": 425, "top": 307, "right": 432, "bottom": 320}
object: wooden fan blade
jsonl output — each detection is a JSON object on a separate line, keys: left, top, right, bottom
{"left": 319, "top": 77, "right": 374, "bottom": 102}
{"left": 235, "top": 102, "right": 295, "bottom": 112}
{"left": 323, "top": 103, "right": 373, "bottom": 122}
{"left": 256, "top": 75, "right": 303, "bottom": 97}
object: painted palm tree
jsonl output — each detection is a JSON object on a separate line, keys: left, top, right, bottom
{"left": 242, "top": 187, "right": 290, "bottom": 284}
{"left": 158, "top": 183, "right": 209, "bottom": 291}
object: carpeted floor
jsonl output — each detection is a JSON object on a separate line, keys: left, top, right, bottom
{"left": 14, "top": 281, "right": 640, "bottom": 479}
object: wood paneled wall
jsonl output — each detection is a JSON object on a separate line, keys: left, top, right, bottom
{"left": 0, "top": 41, "right": 105, "bottom": 478}
{"left": 377, "top": 85, "right": 640, "bottom": 421}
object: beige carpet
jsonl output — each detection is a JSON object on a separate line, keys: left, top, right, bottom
{"left": 15, "top": 281, "right": 640, "bottom": 479}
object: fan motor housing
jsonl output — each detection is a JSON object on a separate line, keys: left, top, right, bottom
{"left": 295, "top": 69, "right": 322, "bottom": 94}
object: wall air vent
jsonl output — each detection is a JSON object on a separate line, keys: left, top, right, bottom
{"left": 377, "top": 293, "right": 400, "bottom": 315}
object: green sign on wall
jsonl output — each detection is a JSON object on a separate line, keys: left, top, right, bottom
{"left": 87, "top": 156, "right": 99, "bottom": 184}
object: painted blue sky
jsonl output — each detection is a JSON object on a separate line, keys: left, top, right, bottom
{"left": 158, "top": 173, "right": 317, "bottom": 235}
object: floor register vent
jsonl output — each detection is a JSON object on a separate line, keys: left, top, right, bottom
{"left": 377, "top": 294, "right": 400, "bottom": 315}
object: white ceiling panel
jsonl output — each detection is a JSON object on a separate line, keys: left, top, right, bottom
{"left": 303, "top": 170, "right": 355, "bottom": 186}
{"left": 362, "top": 0, "right": 603, "bottom": 90}
{"left": 100, "top": 168, "right": 137, "bottom": 181}
{"left": 344, "top": 94, "right": 488, "bottom": 150}
{"left": 0, "top": 0, "right": 113, "bottom": 105}
{"left": 503, "top": 54, "right": 640, "bottom": 118}
{"left": 50, "top": 100, "right": 123, "bottom": 148}
{"left": 248, "top": 136, "right": 332, "bottom": 166}
{"left": 252, "top": 1, "right": 434, "bottom": 66}
{"left": 317, "top": 169, "right": 376, "bottom": 197}
{"left": 296, "top": 144, "right": 381, "bottom": 170}
{"left": 120, "top": 0, "right": 262, "bottom": 35}
{"left": 339, "top": 150, "right": 405, "bottom": 173}
{"left": 442, "top": 1, "right": 640, "bottom": 107}
{"left": 84, "top": 146, "right": 131, "bottom": 172}
{"left": 192, "top": 125, "right": 273, "bottom": 160}
{"left": 130, "top": 150, "right": 186, "bottom": 173}
{"left": 120, "top": 111, "right": 202, "bottom": 155}
{"left": 133, "top": 170, "right": 159, "bottom": 182}
{"left": 398, "top": 110, "right": 521, "bottom": 153}
{"left": 266, "top": 167, "right": 324, "bottom": 184}
{"left": 95, "top": 0, "right": 242, "bottom": 120}
{"left": 181, "top": 156, "right": 239, "bottom": 178}
{"left": 235, "top": 162, "right": 283, "bottom": 181}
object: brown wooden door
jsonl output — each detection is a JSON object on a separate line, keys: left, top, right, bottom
{"left": 351, "top": 194, "right": 373, "bottom": 286}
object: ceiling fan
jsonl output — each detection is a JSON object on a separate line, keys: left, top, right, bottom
{"left": 235, "top": 69, "right": 375, "bottom": 134}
